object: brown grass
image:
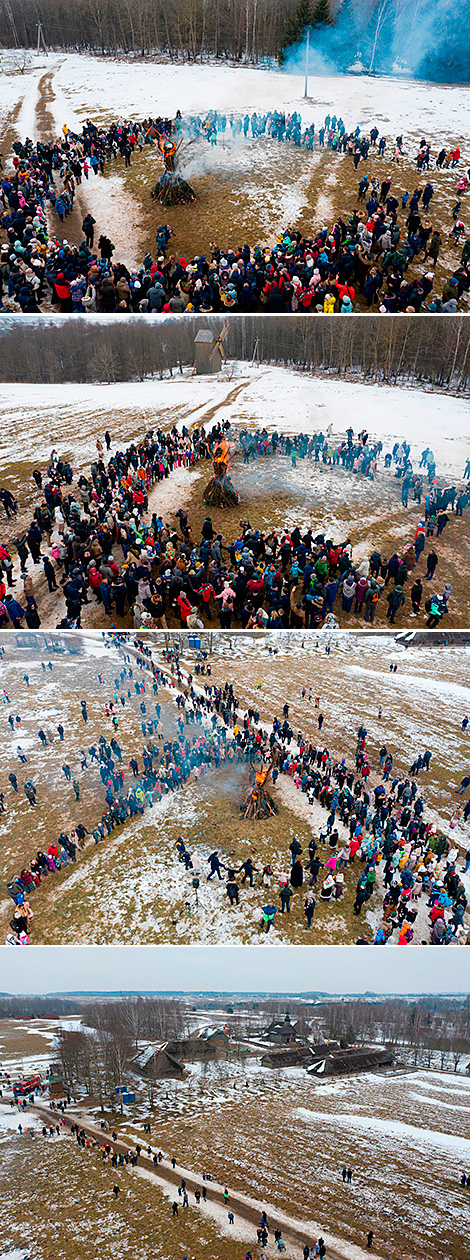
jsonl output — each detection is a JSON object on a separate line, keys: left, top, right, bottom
{"left": 69, "top": 126, "right": 468, "bottom": 310}
{"left": 0, "top": 1131, "right": 244, "bottom": 1260}
{"left": 2, "top": 1061, "right": 466, "bottom": 1260}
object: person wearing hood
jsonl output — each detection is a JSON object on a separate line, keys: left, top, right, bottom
{"left": 410, "top": 577, "right": 423, "bottom": 615}
{"left": 386, "top": 584, "right": 405, "bottom": 623}
{"left": 363, "top": 580, "right": 380, "bottom": 623}
{"left": 342, "top": 573, "right": 357, "bottom": 612}
{"left": 426, "top": 593, "right": 443, "bottom": 627}
{"left": 354, "top": 575, "right": 369, "bottom": 613}
{"left": 323, "top": 292, "right": 336, "bottom": 314}
{"left": 215, "top": 581, "right": 236, "bottom": 628}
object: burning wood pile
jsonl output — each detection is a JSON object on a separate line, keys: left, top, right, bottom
{"left": 241, "top": 764, "right": 278, "bottom": 821}
{"left": 203, "top": 437, "right": 240, "bottom": 508}
{"left": 150, "top": 132, "right": 196, "bottom": 206}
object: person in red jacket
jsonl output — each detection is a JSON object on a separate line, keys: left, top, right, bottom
{"left": 197, "top": 581, "right": 216, "bottom": 620}
{"left": 88, "top": 567, "right": 102, "bottom": 601}
{"left": 177, "top": 591, "right": 192, "bottom": 625}
{"left": 247, "top": 573, "right": 264, "bottom": 606}
{"left": 53, "top": 272, "right": 72, "bottom": 312}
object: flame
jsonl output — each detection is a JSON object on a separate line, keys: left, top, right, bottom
{"left": 212, "top": 438, "right": 234, "bottom": 479}
{"left": 243, "top": 764, "right": 272, "bottom": 803}
{"left": 158, "top": 135, "right": 176, "bottom": 158}
{"left": 255, "top": 767, "right": 269, "bottom": 787}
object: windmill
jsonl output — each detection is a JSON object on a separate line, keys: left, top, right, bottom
{"left": 194, "top": 325, "right": 229, "bottom": 376}
{"left": 209, "top": 323, "right": 229, "bottom": 369}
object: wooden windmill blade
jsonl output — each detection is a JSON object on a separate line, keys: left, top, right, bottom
{"left": 209, "top": 323, "right": 230, "bottom": 362}
{"left": 209, "top": 338, "right": 222, "bottom": 363}
{"left": 219, "top": 322, "right": 230, "bottom": 353}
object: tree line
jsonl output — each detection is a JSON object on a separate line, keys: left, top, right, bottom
{"left": 0, "top": 995, "right": 82, "bottom": 1018}
{"left": 0, "top": 0, "right": 467, "bottom": 80}
{"left": 1, "top": 0, "right": 298, "bottom": 63}
{"left": 322, "top": 996, "right": 470, "bottom": 1071}
{"left": 1, "top": 316, "right": 470, "bottom": 394}
{"left": 84, "top": 995, "right": 191, "bottom": 1045}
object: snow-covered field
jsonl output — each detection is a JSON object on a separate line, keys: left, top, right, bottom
{"left": 178, "top": 630, "right": 470, "bottom": 894}
{"left": 2, "top": 362, "right": 468, "bottom": 631}
{"left": 0, "top": 1015, "right": 87, "bottom": 1081}
{"left": 83, "top": 1057, "right": 470, "bottom": 1260}
{"left": 1, "top": 51, "right": 467, "bottom": 148}
{"left": 2, "top": 363, "right": 469, "bottom": 631}
{"left": 1, "top": 364, "right": 468, "bottom": 481}
{"left": 0, "top": 50, "right": 469, "bottom": 275}
{"left": 1, "top": 1004, "right": 469, "bottom": 1260}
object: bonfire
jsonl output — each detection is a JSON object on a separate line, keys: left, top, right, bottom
{"left": 150, "top": 133, "right": 196, "bottom": 207}
{"left": 241, "top": 764, "right": 278, "bottom": 821}
{"left": 203, "top": 438, "right": 240, "bottom": 508}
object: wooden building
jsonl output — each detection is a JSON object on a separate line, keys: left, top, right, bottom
{"left": 194, "top": 329, "right": 221, "bottom": 375}
{"left": 261, "top": 1045, "right": 315, "bottom": 1069}
{"left": 264, "top": 1014, "right": 302, "bottom": 1045}
{"left": 307, "top": 1046, "right": 394, "bottom": 1077}
{"left": 166, "top": 1026, "right": 230, "bottom": 1061}
{"left": 129, "top": 1043, "right": 184, "bottom": 1080}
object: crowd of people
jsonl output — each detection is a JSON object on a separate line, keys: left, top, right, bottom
{"left": 5, "top": 638, "right": 469, "bottom": 946}
{"left": 6, "top": 649, "right": 220, "bottom": 942}
{"left": 1, "top": 109, "right": 469, "bottom": 313}
{"left": 0, "top": 423, "right": 465, "bottom": 632}
{"left": 156, "top": 645, "right": 470, "bottom": 944}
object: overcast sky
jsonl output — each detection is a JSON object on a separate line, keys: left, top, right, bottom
{"left": 0, "top": 947, "right": 468, "bottom": 997}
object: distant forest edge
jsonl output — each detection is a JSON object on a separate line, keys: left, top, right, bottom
{"left": 0, "top": 0, "right": 469, "bottom": 83}
{"left": 0, "top": 316, "right": 470, "bottom": 391}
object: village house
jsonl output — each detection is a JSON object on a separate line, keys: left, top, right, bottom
{"left": 166, "top": 1026, "right": 230, "bottom": 1061}
{"left": 263, "top": 1014, "right": 303, "bottom": 1044}
{"left": 128, "top": 1043, "right": 184, "bottom": 1080}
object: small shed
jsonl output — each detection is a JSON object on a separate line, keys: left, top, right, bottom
{"left": 48, "top": 1073, "right": 66, "bottom": 1097}
{"left": 194, "top": 329, "right": 221, "bottom": 375}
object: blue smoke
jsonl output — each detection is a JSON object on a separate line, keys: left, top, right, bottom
{"left": 281, "top": 0, "right": 470, "bottom": 83}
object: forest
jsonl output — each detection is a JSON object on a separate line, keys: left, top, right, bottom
{"left": 0, "top": 994, "right": 83, "bottom": 1017}
{"left": 0, "top": 0, "right": 468, "bottom": 81}
{"left": 1, "top": 315, "right": 470, "bottom": 392}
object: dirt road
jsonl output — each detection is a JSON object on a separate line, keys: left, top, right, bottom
{"left": 24, "top": 1098, "right": 383, "bottom": 1260}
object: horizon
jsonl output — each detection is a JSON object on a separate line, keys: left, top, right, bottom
{"left": 1, "top": 947, "right": 469, "bottom": 997}
{"left": 1, "top": 988, "right": 469, "bottom": 1001}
